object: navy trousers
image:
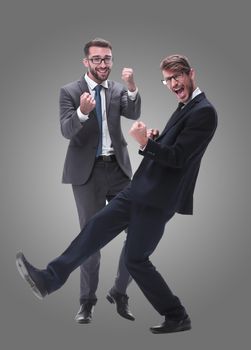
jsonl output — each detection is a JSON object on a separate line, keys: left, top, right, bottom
{"left": 41, "top": 186, "right": 186, "bottom": 318}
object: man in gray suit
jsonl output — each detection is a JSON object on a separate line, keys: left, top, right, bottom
{"left": 59, "top": 38, "right": 141, "bottom": 323}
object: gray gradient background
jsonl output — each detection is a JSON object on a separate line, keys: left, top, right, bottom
{"left": 1, "top": 0, "right": 250, "bottom": 349}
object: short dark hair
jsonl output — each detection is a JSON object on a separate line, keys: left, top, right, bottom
{"left": 160, "top": 54, "right": 191, "bottom": 73}
{"left": 84, "top": 38, "right": 112, "bottom": 56}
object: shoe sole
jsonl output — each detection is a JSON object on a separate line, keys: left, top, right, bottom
{"left": 150, "top": 324, "right": 192, "bottom": 334}
{"left": 75, "top": 318, "right": 92, "bottom": 324}
{"left": 16, "top": 251, "right": 44, "bottom": 300}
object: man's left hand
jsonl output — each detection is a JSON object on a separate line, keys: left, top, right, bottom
{"left": 121, "top": 68, "right": 137, "bottom": 92}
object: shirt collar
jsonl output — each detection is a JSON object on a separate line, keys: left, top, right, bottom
{"left": 191, "top": 87, "right": 202, "bottom": 100}
{"left": 184, "top": 87, "right": 202, "bottom": 105}
{"left": 84, "top": 73, "right": 108, "bottom": 90}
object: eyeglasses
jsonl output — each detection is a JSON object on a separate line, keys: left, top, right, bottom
{"left": 88, "top": 56, "right": 113, "bottom": 65}
{"left": 161, "top": 71, "right": 184, "bottom": 87}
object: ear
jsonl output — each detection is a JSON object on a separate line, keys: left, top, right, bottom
{"left": 83, "top": 58, "right": 89, "bottom": 68}
{"left": 189, "top": 68, "right": 195, "bottom": 80}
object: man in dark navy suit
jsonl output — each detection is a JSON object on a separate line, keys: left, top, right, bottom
{"left": 16, "top": 54, "right": 217, "bottom": 334}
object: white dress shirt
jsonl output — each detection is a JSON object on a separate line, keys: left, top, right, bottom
{"left": 77, "top": 73, "right": 138, "bottom": 156}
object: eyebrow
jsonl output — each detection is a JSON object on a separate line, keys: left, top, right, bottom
{"left": 90, "top": 55, "right": 112, "bottom": 58}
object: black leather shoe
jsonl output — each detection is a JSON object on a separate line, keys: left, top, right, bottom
{"left": 106, "top": 289, "right": 135, "bottom": 321}
{"left": 75, "top": 302, "right": 94, "bottom": 324}
{"left": 16, "top": 251, "right": 47, "bottom": 300}
{"left": 150, "top": 315, "right": 191, "bottom": 334}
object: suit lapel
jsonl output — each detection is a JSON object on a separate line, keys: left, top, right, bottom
{"left": 105, "top": 82, "right": 113, "bottom": 127}
{"left": 157, "top": 93, "right": 205, "bottom": 140}
{"left": 78, "top": 77, "right": 112, "bottom": 114}
{"left": 78, "top": 76, "right": 89, "bottom": 94}
{"left": 78, "top": 76, "right": 98, "bottom": 119}
{"left": 105, "top": 81, "right": 112, "bottom": 109}
{"left": 159, "top": 104, "right": 184, "bottom": 135}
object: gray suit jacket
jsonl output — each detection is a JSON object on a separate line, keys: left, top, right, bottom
{"left": 59, "top": 76, "right": 141, "bottom": 185}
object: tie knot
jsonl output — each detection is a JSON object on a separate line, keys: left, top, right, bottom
{"left": 94, "top": 85, "right": 102, "bottom": 93}
{"left": 178, "top": 102, "right": 184, "bottom": 110}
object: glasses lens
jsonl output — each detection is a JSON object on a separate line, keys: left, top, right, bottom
{"left": 89, "top": 57, "right": 112, "bottom": 64}
{"left": 162, "top": 72, "right": 184, "bottom": 87}
{"left": 104, "top": 57, "right": 112, "bottom": 64}
{"left": 92, "top": 57, "right": 101, "bottom": 64}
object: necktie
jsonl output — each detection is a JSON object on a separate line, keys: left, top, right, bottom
{"left": 94, "top": 85, "right": 102, "bottom": 157}
{"left": 177, "top": 102, "right": 185, "bottom": 111}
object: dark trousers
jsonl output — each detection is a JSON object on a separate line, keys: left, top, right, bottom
{"left": 72, "top": 159, "right": 132, "bottom": 304}
{"left": 42, "top": 186, "right": 186, "bottom": 318}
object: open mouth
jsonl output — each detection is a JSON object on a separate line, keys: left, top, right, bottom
{"left": 174, "top": 87, "right": 185, "bottom": 99}
{"left": 97, "top": 69, "right": 109, "bottom": 77}
{"left": 97, "top": 68, "right": 109, "bottom": 73}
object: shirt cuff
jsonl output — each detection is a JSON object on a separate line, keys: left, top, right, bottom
{"left": 128, "top": 87, "right": 138, "bottom": 101}
{"left": 139, "top": 139, "right": 149, "bottom": 151}
{"left": 77, "top": 107, "right": 89, "bottom": 122}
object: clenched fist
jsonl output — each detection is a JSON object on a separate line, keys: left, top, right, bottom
{"left": 121, "top": 67, "right": 137, "bottom": 92}
{"left": 129, "top": 121, "right": 148, "bottom": 147}
{"left": 80, "top": 92, "right": 96, "bottom": 115}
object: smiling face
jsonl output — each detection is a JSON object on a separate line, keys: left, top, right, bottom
{"left": 83, "top": 46, "right": 113, "bottom": 84}
{"left": 162, "top": 68, "right": 196, "bottom": 103}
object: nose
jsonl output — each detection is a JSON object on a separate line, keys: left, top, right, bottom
{"left": 99, "top": 59, "right": 107, "bottom": 67}
{"left": 170, "top": 77, "right": 178, "bottom": 88}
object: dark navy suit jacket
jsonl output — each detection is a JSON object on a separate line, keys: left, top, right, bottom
{"left": 131, "top": 92, "right": 218, "bottom": 214}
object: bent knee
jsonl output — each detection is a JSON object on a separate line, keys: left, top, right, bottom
{"left": 124, "top": 254, "right": 148, "bottom": 273}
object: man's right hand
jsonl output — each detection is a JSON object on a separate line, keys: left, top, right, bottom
{"left": 80, "top": 92, "right": 96, "bottom": 115}
{"left": 129, "top": 121, "right": 148, "bottom": 148}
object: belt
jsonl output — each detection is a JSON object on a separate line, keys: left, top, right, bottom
{"left": 96, "top": 155, "right": 116, "bottom": 162}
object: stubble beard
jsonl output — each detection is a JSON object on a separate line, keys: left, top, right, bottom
{"left": 89, "top": 66, "right": 111, "bottom": 83}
